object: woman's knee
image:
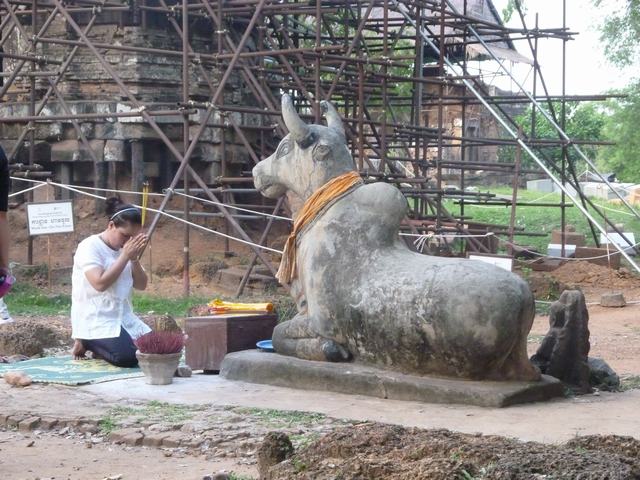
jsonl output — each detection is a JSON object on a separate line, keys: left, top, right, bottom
{"left": 109, "top": 351, "right": 138, "bottom": 368}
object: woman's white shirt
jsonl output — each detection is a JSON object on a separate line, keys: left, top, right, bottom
{"left": 71, "top": 234, "right": 151, "bottom": 340}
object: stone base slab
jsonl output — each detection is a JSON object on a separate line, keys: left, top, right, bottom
{"left": 220, "top": 351, "right": 564, "bottom": 408}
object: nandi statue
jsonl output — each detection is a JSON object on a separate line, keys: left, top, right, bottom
{"left": 252, "top": 94, "right": 540, "bottom": 381}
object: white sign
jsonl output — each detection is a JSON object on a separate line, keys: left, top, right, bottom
{"left": 469, "top": 254, "right": 513, "bottom": 272}
{"left": 27, "top": 201, "right": 75, "bottom": 236}
{"left": 599, "top": 233, "right": 636, "bottom": 255}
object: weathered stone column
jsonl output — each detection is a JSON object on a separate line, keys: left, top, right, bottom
{"left": 130, "top": 140, "right": 144, "bottom": 202}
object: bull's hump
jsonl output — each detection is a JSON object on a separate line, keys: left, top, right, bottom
{"left": 352, "top": 182, "right": 407, "bottom": 216}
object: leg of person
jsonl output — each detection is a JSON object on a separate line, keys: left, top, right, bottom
{"left": 83, "top": 327, "right": 138, "bottom": 367}
{"left": 71, "top": 339, "right": 86, "bottom": 359}
{"left": 0, "top": 298, "right": 13, "bottom": 325}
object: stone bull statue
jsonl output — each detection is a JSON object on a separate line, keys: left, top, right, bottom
{"left": 252, "top": 94, "right": 540, "bottom": 381}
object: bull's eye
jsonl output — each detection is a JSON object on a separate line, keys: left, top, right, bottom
{"left": 313, "top": 143, "right": 331, "bottom": 161}
{"left": 277, "top": 140, "right": 291, "bottom": 158}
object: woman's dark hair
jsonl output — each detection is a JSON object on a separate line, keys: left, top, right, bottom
{"left": 105, "top": 196, "right": 142, "bottom": 227}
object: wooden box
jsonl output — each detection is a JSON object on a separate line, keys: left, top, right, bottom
{"left": 183, "top": 313, "right": 278, "bottom": 372}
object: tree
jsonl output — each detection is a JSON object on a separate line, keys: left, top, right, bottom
{"left": 501, "top": 0, "right": 527, "bottom": 22}
{"left": 599, "top": 81, "right": 640, "bottom": 181}
{"left": 499, "top": 102, "right": 606, "bottom": 172}
{"left": 595, "top": 0, "right": 640, "bottom": 68}
{"left": 593, "top": 0, "right": 640, "bottom": 181}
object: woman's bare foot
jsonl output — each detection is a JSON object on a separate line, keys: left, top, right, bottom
{"left": 72, "top": 339, "right": 87, "bottom": 360}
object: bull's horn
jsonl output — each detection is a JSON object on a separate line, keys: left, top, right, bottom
{"left": 282, "top": 94, "right": 314, "bottom": 148}
{"left": 320, "top": 100, "right": 345, "bottom": 137}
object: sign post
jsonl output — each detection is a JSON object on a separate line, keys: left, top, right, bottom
{"left": 26, "top": 201, "right": 75, "bottom": 287}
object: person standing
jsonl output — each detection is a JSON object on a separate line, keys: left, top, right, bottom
{"left": 71, "top": 197, "right": 151, "bottom": 367}
{"left": 0, "top": 146, "right": 14, "bottom": 325}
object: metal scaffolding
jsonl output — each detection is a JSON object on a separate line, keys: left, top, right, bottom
{"left": 1, "top": 0, "right": 637, "bottom": 295}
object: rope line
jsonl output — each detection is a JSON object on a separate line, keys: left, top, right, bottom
{"left": 171, "top": 190, "right": 293, "bottom": 222}
{"left": 8, "top": 182, "right": 47, "bottom": 197}
{"left": 37, "top": 179, "right": 284, "bottom": 255}
{"left": 9, "top": 177, "right": 639, "bottom": 261}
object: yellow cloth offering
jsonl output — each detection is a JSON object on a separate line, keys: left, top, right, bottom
{"left": 207, "top": 299, "right": 274, "bottom": 314}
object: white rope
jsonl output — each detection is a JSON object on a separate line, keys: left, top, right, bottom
{"left": 9, "top": 176, "right": 46, "bottom": 185}
{"left": 44, "top": 180, "right": 284, "bottom": 255}
{"left": 10, "top": 177, "right": 638, "bottom": 262}
{"left": 8, "top": 182, "right": 46, "bottom": 197}
{"left": 171, "top": 190, "right": 292, "bottom": 222}
{"left": 56, "top": 183, "right": 166, "bottom": 197}
{"left": 498, "top": 236, "right": 640, "bottom": 261}
{"left": 400, "top": 232, "right": 495, "bottom": 239}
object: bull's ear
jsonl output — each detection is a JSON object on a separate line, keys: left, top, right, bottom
{"left": 320, "top": 100, "right": 345, "bottom": 138}
{"left": 282, "top": 94, "right": 315, "bottom": 148}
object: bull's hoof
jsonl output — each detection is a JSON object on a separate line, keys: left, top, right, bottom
{"left": 322, "top": 340, "right": 351, "bottom": 362}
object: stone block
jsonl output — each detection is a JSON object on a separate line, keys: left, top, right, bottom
{"left": 0, "top": 413, "right": 10, "bottom": 425}
{"left": 198, "top": 161, "right": 222, "bottom": 184}
{"left": 18, "top": 416, "right": 40, "bottom": 432}
{"left": 50, "top": 139, "right": 105, "bottom": 163}
{"left": 12, "top": 141, "right": 52, "bottom": 164}
{"left": 175, "top": 365, "right": 192, "bottom": 378}
{"left": 104, "top": 139, "right": 126, "bottom": 162}
{"left": 7, "top": 415, "right": 26, "bottom": 428}
{"left": 588, "top": 357, "right": 620, "bottom": 391}
{"left": 574, "top": 247, "right": 621, "bottom": 269}
{"left": 142, "top": 432, "right": 170, "bottom": 447}
{"left": 551, "top": 230, "right": 586, "bottom": 247}
{"left": 39, "top": 417, "right": 58, "bottom": 430}
{"left": 161, "top": 432, "right": 186, "bottom": 448}
{"left": 530, "top": 290, "right": 591, "bottom": 394}
{"left": 144, "top": 162, "right": 160, "bottom": 177}
{"left": 600, "top": 292, "right": 626, "bottom": 308}
{"left": 109, "top": 428, "right": 144, "bottom": 446}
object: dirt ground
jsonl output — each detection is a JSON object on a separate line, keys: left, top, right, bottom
{"left": 266, "top": 424, "right": 640, "bottom": 479}
{"left": 0, "top": 430, "right": 253, "bottom": 480}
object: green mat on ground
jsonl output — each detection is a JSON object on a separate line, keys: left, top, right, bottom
{"left": 0, "top": 356, "right": 143, "bottom": 385}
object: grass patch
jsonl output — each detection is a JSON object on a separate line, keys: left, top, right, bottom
{"left": 289, "top": 432, "right": 321, "bottom": 449}
{"left": 527, "top": 334, "right": 546, "bottom": 344}
{"left": 619, "top": 375, "right": 640, "bottom": 391}
{"left": 132, "top": 294, "right": 209, "bottom": 317}
{"left": 98, "top": 401, "right": 199, "bottom": 434}
{"left": 233, "top": 407, "right": 326, "bottom": 428}
{"left": 3, "top": 283, "right": 71, "bottom": 316}
{"left": 228, "top": 474, "right": 256, "bottom": 480}
{"left": 441, "top": 187, "right": 640, "bottom": 253}
{"left": 3, "top": 283, "right": 208, "bottom": 317}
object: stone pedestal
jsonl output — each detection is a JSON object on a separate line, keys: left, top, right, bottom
{"left": 220, "top": 351, "right": 564, "bottom": 408}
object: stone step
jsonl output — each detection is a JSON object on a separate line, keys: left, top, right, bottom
{"left": 216, "top": 266, "right": 279, "bottom": 292}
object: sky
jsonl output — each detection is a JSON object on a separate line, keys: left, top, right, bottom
{"left": 486, "top": 0, "right": 639, "bottom": 95}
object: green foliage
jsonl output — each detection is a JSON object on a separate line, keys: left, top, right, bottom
{"left": 3, "top": 283, "right": 71, "bottom": 316}
{"left": 444, "top": 186, "right": 640, "bottom": 253}
{"left": 599, "top": 80, "right": 640, "bottom": 182}
{"left": 619, "top": 375, "right": 640, "bottom": 391}
{"left": 498, "top": 102, "right": 605, "bottom": 171}
{"left": 228, "top": 474, "right": 256, "bottom": 480}
{"left": 131, "top": 293, "right": 209, "bottom": 317}
{"left": 501, "top": 0, "right": 527, "bottom": 22}
{"left": 592, "top": 1, "right": 640, "bottom": 182}
{"left": 3, "top": 284, "right": 207, "bottom": 317}
{"left": 594, "top": 0, "right": 640, "bottom": 68}
{"left": 232, "top": 407, "right": 325, "bottom": 428}
{"left": 98, "top": 401, "right": 198, "bottom": 434}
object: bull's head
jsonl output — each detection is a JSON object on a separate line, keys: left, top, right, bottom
{"left": 253, "top": 94, "right": 356, "bottom": 210}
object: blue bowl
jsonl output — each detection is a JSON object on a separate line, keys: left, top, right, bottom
{"left": 256, "top": 340, "right": 274, "bottom": 352}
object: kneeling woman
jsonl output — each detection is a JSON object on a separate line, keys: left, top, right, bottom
{"left": 71, "top": 197, "right": 151, "bottom": 367}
